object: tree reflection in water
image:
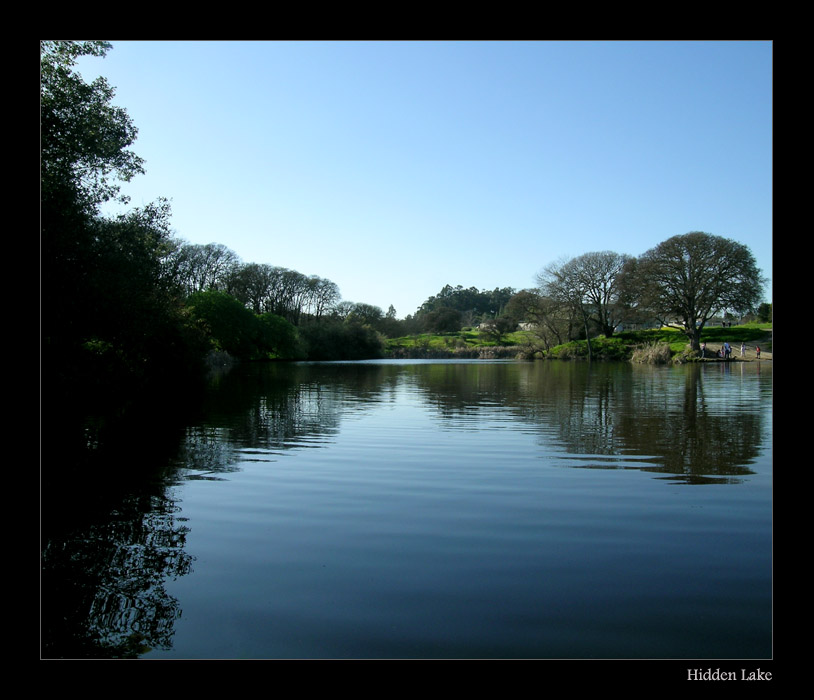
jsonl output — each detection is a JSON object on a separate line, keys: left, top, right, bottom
{"left": 41, "top": 359, "right": 771, "bottom": 657}
{"left": 42, "top": 489, "right": 193, "bottom": 658}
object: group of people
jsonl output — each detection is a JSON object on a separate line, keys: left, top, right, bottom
{"left": 700, "top": 341, "right": 761, "bottom": 359}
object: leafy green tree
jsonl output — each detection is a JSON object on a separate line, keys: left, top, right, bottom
{"left": 503, "top": 290, "right": 547, "bottom": 326}
{"left": 298, "top": 320, "right": 384, "bottom": 360}
{"left": 41, "top": 41, "right": 144, "bottom": 211}
{"left": 417, "top": 284, "right": 517, "bottom": 324}
{"left": 332, "top": 301, "right": 356, "bottom": 320}
{"left": 186, "top": 290, "right": 260, "bottom": 359}
{"left": 347, "top": 302, "right": 384, "bottom": 327}
{"left": 484, "top": 287, "right": 516, "bottom": 319}
{"left": 423, "top": 307, "right": 463, "bottom": 334}
{"left": 42, "top": 40, "right": 145, "bottom": 350}
{"left": 331, "top": 301, "right": 405, "bottom": 337}
{"left": 399, "top": 314, "right": 424, "bottom": 337}
{"left": 756, "top": 302, "right": 772, "bottom": 323}
{"left": 256, "top": 313, "right": 302, "bottom": 359}
{"left": 633, "top": 232, "right": 765, "bottom": 351}
{"left": 42, "top": 41, "right": 208, "bottom": 453}
{"left": 379, "top": 305, "right": 404, "bottom": 338}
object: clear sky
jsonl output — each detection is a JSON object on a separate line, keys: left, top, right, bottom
{"left": 75, "top": 40, "right": 772, "bottom": 319}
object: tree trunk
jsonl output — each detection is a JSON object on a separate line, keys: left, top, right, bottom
{"left": 688, "top": 325, "right": 701, "bottom": 353}
{"left": 583, "top": 311, "right": 593, "bottom": 361}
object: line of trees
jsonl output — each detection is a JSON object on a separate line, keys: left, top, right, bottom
{"left": 408, "top": 237, "right": 766, "bottom": 358}
{"left": 163, "top": 243, "right": 342, "bottom": 325}
{"left": 416, "top": 285, "right": 516, "bottom": 327}
{"left": 399, "top": 284, "right": 518, "bottom": 335}
{"left": 41, "top": 41, "right": 389, "bottom": 456}
{"left": 518, "top": 237, "right": 766, "bottom": 356}
{"left": 175, "top": 233, "right": 766, "bottom": 361}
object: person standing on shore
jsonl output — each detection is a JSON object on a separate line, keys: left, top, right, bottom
{"left": 756, "top": 346, "right": 761, "bottom": 359}
{"left": 741, "top": 342, "right": 746, "bottom": 357}
{"left": 701, "top": 342, "right": 706, "bottom": 358}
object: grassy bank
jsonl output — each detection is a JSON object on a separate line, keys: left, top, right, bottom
{"left": 388, "top": 328, "right": 528, "bottom": 350}
{"left": 385, "top": 324, "right": 773, "bottom": 363}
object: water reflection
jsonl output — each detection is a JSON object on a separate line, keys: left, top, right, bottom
{"left": 41, "top": 489, "right": 193, "bottom": 658}
{"left": 171, "top": 361, "right": 770, "bottom": 482}
{"left": 511, "top": 362, "right": 768, "bottom": 482}
{"left": 41, "top": 359, "right": 771, "bottom": 658}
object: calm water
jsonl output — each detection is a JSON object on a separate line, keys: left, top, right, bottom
{"left": 41, "top": 360, "right": 772, "bottom": 659}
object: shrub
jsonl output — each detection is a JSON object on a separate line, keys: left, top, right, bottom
{"left": 256, "top": 312, "right": 303, "bottom": 359}
{"left": 298, "top": 320, "right": 385, "bottom": 360}
{"left": 630, "top": 342, "right": 672, "bottom": 364}
{"left": 186, "top": 290, "right": 259, "bottom": 359}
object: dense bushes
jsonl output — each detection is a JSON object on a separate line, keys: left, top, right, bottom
{"left": 297, "top": 320, "right": 385, "bottom": 361}
{"left": 186, "top": 290, "right": 302, "bottom": 360}
{"left": 184, "top": 290, "right": 386, "bottom": 362}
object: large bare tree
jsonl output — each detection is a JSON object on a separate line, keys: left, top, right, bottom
{"left": 537, "top": 251, "right": 632, "bottom": 346}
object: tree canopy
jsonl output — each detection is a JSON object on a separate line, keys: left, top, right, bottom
{"left": 632, "top": 232, "right": 765, "bottom": 350}
{"left": 537, "top": 251, "right": 632, "bottom": 338}
{"left": 41, "top": 41, "right": 144, "bottom": 211}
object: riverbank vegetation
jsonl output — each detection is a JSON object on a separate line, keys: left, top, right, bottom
{"left": 385, "top": 324, "right": 773, "bottom": 363}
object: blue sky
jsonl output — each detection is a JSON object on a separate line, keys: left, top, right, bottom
{"left": 75, "top": 40, "right": 772, "bottom": 318}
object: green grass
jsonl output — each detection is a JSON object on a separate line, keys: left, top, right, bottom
{"left": 696, "top": 323, "right": 771, "bottom": 345}
{"left": 385, "top": 323, "right": 772, "bottom": 362}
{"left": 387, "top": 328, "right": 533, "bottom": 351}
{"left": 544, "top": 323, "right": 772, "bottom": 361}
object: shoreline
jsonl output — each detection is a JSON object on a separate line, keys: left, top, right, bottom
{"left": 700, "top": 337, "right": 772, "bottom": 362}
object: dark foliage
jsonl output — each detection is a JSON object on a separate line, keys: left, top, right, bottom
{"left": 298, "top": 320, "right": 384, "bottom": 361}
{"left": 42, "top": 41, "right": 210, "bottom": 458}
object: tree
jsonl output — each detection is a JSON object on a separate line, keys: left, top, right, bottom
{"left": 256, "top": 313, "right": 302, "bottom": 359}
{"left": 537, "top": 251, "right": 632, "bottom": 340}
{"left": 224, "top": 262, "right": 276, "bottom": 314}
{"left": 346, "top": 302, "right": 384, "bottom": 327}
{"left": 332, "top": 300, "right": 356, "bottom": 320}
{"left": 307, "top": 277, "right": 341, "bottom": 320}
{"left": 484, "top": 287, "right": 516, "bottom": 319}
{"left": 42, "top": 41, "right": 209, "bottom": 454}
{"left": 42, "top": 40, "right": 147, "bottom": 345}
{"left": 379, "top": 305, "right": 403, "bottom": 338}
{"left": 297, "top": 319, "right": 384, "bottom": 360}
{"left": 186, "top": 290, "right": 260, "bottom": 359}
{"left": 423, "top": 307, "right": 463, "bottom": 334}
{"left": 416, "top": 284, "right": 517, "bottom": 324}
{"left": 506, "top": 289, "right": 578, "bottom": 352}
{"left": 478, "top": 316, "right": 516, "bottom": 345}
{"left": 171, "top": 243, "right": 241, "bottom": 296}
{"left": 41, "top": 41, "right": 144, "bottom": 211}
{"left": 633, "top": 232, "right": 765, "bottom": 352}
{"left": 503, "top": 290, "right": 537, "bottom": 325}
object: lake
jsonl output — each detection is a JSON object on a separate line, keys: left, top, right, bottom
{"left": 41, "top": 359, "right": 772, "bottom": 660}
